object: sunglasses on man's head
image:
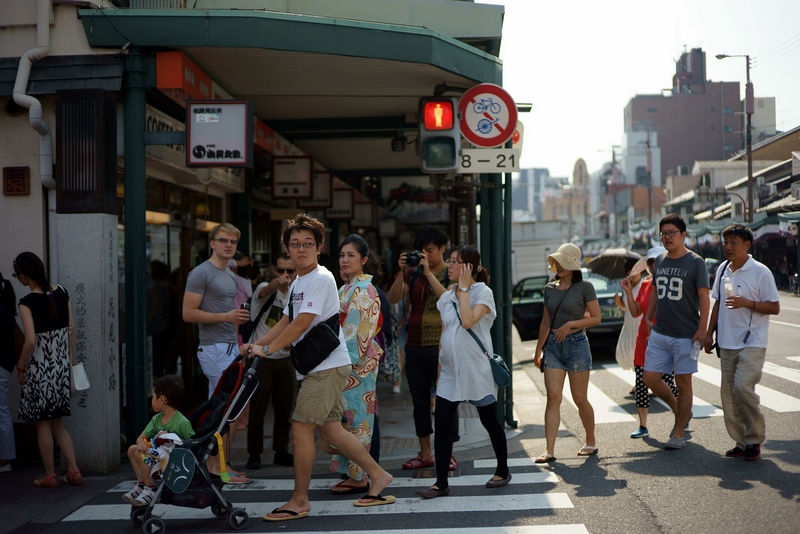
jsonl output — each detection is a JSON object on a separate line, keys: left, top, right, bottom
{"left": 276, "top": 268, "right": 296, "bottom": 274}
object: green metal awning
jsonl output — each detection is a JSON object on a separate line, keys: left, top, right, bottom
{"left": 77, "top": 8, "right": 502, "bottom": 173}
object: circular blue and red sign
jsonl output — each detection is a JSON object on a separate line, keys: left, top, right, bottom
{"left": 458, "top": 84, "right": 518, "bottom": 148}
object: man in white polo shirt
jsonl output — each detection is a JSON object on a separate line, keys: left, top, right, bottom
{"left": 704, "top": 224, "right": 780, "bottom": 461}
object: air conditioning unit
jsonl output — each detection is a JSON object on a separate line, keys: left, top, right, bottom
{"left": 792, "top": 182, "right": 800, "bottom": 199}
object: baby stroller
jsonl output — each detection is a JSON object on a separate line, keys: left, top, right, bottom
{"left": 130, "top": 355, "right": 261, "bottom": 534}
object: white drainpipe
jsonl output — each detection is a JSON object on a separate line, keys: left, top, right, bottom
{"left": 12, "top": 0, "right": 58, "bottom": 280}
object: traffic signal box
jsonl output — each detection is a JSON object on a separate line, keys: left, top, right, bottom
{"left": 419, "top": 97, "right": 460, "bottom": 173}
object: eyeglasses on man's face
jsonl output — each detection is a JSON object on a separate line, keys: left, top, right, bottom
{"left": 213, "top": 237, "right": 239, "bottom": 245}
{"left": 276, "top": 268, "right": 296, "bottom": 274}
{"left": 659, "top": 230, "right": 680, "bottom": 238}
{"left": 288, "top": 242, "right": 317, "bottom": 249}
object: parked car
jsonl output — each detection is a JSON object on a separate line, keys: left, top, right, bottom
{"left": 511, "top": 273, "right": 624, "bottom": 345}
{"left": 584, "top": 274, "right": 624, "bottom": 340}
{"left": 511, "top": 275, "right": 549, "bottom": 341}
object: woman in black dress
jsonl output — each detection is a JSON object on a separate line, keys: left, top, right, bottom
{"left": 14, "top": 252, "right": 82, "bottom": 488}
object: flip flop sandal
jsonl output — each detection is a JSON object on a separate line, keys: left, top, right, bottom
{"left": 330, "top": 480, "right": 369, "bottom": 494}
{"left": 34, "top": 473, "right": 59, "bottom": 488}
{"left": 578, "top": 446, "right": 599, "bottom": 456}
{"left": 353, "top": 494, "right": 397, "bottom": 507}
{"left": 402, "top": 456, "right": 435, "bottom": 470}
{"left": 224, "top": 474, "right": 251, "bottom": 484}
{"left": 262, "top": 508, "right": 309, "bottom": 522}
{"left": 534, "top": 454, "right": 556, "bottom": 464}
{"left": 60, "top": 469, "right": 83, "bottom": 486}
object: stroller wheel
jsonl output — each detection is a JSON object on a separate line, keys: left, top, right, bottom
{"left": 130, "top": 507, "right": 148, "bottom": 526}
{"left": 142, "top": 516, "right": 166, "bottom": 534}
{"left": 211, "top": 501, "right": 229, "bottom": 518}
{"left": 228, "top": 508, "right": 249, "bottom": 530}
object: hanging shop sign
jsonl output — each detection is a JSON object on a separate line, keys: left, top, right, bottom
{"left": 186, "top": 100, "right": 253, "bottom": 168}
{"left": 272, "top": 156, "right": 313, "bottom": 199}
{"left": 326, "top": 178, "right": 354, "bottom": 219}
{"left": 298, "top": 171, "right": 333, "bottom": 208}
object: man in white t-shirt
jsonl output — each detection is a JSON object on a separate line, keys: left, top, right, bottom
{"left": 245, "top": 253, "right": 296, "bottom": 470}
{"left": 241, "top": 214, "right": 394, "bottom": 521}
{"left": 704, "top": 224, "right": 780, "bottom": 461}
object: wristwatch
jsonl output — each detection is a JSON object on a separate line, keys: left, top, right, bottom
{"left": 261, "top": 345, "right": 271, "bottom": 357}
{"left": 460, "top": 286, "right": 470, "bottom": 292}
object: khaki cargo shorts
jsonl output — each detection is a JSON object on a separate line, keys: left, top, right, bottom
{"left": 292, "top": 365, "right": 351, "bottom": 426}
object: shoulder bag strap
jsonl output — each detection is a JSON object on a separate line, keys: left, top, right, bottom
{"left": 451, "top": 301, "right": 492, "bottom": 359}
{"left": 547, "top": 283, "right": 575, "bottom": 332}
{"left": 288, "top": 290, "right": 294, "bottom": 322}
{"left": 250, "top": 290, "right": 277, "bottom": 329}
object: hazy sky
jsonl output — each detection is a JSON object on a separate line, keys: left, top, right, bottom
{"left": 479, "top": 0, "right": 800, "bottom": 179}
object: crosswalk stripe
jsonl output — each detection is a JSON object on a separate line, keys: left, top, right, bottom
{"left": 762, "top": 361, "right": 800, "bottom": 386}
{"left": 63, "top": 494, "right": 574, "bottom": 521}
{"left": 695, "top": 362, "right": 800, "bottom": 413}
{"left": 564, "top": 373, "right": 636, "bottom": 423}
{"left": 475, "top": 458, "right": 561, "bottom": 469}
{"left": 604, "top": 365, "right": 724, "bottom": 418}
{"left": 770, "top": 320, "right": 800, "bottom": 329}
{"left": 238, "top": 527, "right": 590, "bottom": 534}
{"left": 110, "top": 472, "right": 558, "bottom": 494}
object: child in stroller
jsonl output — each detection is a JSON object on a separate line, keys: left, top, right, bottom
{"left": 130, "top": 356, "right": 261, "bottom": 534}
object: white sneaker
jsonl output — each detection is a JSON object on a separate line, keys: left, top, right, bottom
{"left": 122, "top": 483, "right": 143, "bottom": 503}
{"left": 0, "top": 464, "right": 11, "bottom": 473}
{"left": 132, "top": 485, "right": 157, "bottom": 507}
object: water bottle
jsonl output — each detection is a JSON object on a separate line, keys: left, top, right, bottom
{"left": 690, "top": 340, "right": 701, "bottom": 361}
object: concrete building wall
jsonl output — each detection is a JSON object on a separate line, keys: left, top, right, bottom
{"left": 752, "top": 96, "right": 777, "bottom": 143}
{"left": 621, "top": 131, "right": 662, "bottom": 187}
{"left": 0, "top": 3, "right": 105, "bottom": 57}
{"left": 625, "top": 81, "right": 741, "bottom": 183}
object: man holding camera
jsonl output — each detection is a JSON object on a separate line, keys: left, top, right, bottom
{"left": 388, "top": 225, "right": 459, "bottom": 471}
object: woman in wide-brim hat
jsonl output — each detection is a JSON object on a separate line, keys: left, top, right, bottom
{"left": 533, "top": 243, "right": 602, "bottom": 463}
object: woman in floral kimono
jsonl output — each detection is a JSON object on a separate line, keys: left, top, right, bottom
{"left": 329, "top": 234, "right": 383, "bottom": 494}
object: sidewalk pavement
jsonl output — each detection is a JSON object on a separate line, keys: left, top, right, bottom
{"left": 0, "top": 337, "right": 553, "bottom": 532}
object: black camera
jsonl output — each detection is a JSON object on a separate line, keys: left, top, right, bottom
{"left": 406, "top": 250, "right": 423, "bottom": 267}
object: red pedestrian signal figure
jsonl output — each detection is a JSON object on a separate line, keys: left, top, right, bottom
{"left": 423, "top": 100, "right": 454, "bottom": 131}
{"left": 419, "top": 97, "right": 460, "bottom": 172}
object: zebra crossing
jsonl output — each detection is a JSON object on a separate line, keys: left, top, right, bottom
{"left": 61, "top": 464, "right": 585, "bottom": 532}
{"left": 575, "top": 357, "right": 800, "bottom": 424}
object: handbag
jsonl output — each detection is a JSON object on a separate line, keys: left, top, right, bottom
{"left": 539, "top": 283, "right": 575, "bottom": 372}
{"left": 288, "top": 291, "right": 341, "bottom": 375}
{"left": 451, "top": 302, "right": 510, "bottom": 388}
{"left": 713, "top": 260, "right": 731, "bottom": 358}
{"left": 378, "top": 340, "right": 401, "bottom": 384}
{"left": 70, "top": 362, "right": 90, "bottom": 396}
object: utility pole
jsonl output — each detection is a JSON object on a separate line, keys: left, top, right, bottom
{"left": 716, "top": 53, "right": 754, "bottom": 222}
{"left": 646, "top": 129, "right": 653, "bottom": 223}
{"left": 745, "top": 55, "right": 754, "bottom": 222}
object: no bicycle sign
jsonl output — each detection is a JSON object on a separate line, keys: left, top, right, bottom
{"left": 458, "top": 84, "right": 518, "bottom": 148}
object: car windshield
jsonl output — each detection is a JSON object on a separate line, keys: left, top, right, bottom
{"left": 586, "top": 275, "right": 621, "bottom": 295}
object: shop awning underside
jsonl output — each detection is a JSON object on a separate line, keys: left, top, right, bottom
{"left": 78, "top": 8, "right": 503, "bottom": 175}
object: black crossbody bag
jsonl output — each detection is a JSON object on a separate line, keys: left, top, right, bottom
{"left": 288, "top": 290, "right": 341, "bottom": 375}
{"left": 539, "top": 283, "right": 575, "bottom": 373}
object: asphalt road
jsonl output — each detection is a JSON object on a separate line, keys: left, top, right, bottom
{"left": 8, "top": 293, "right": 799, "bottom": 534}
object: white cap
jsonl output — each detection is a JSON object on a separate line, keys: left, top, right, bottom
{"left": 647, "top": 246, "right": 666, "bottom": 260}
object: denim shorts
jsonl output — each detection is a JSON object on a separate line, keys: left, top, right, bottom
{"left": 644, "top": 330, "right": 697, "bottom": 375}
{"left": 542, "top": 330, "right": 592, "bottom": 372}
